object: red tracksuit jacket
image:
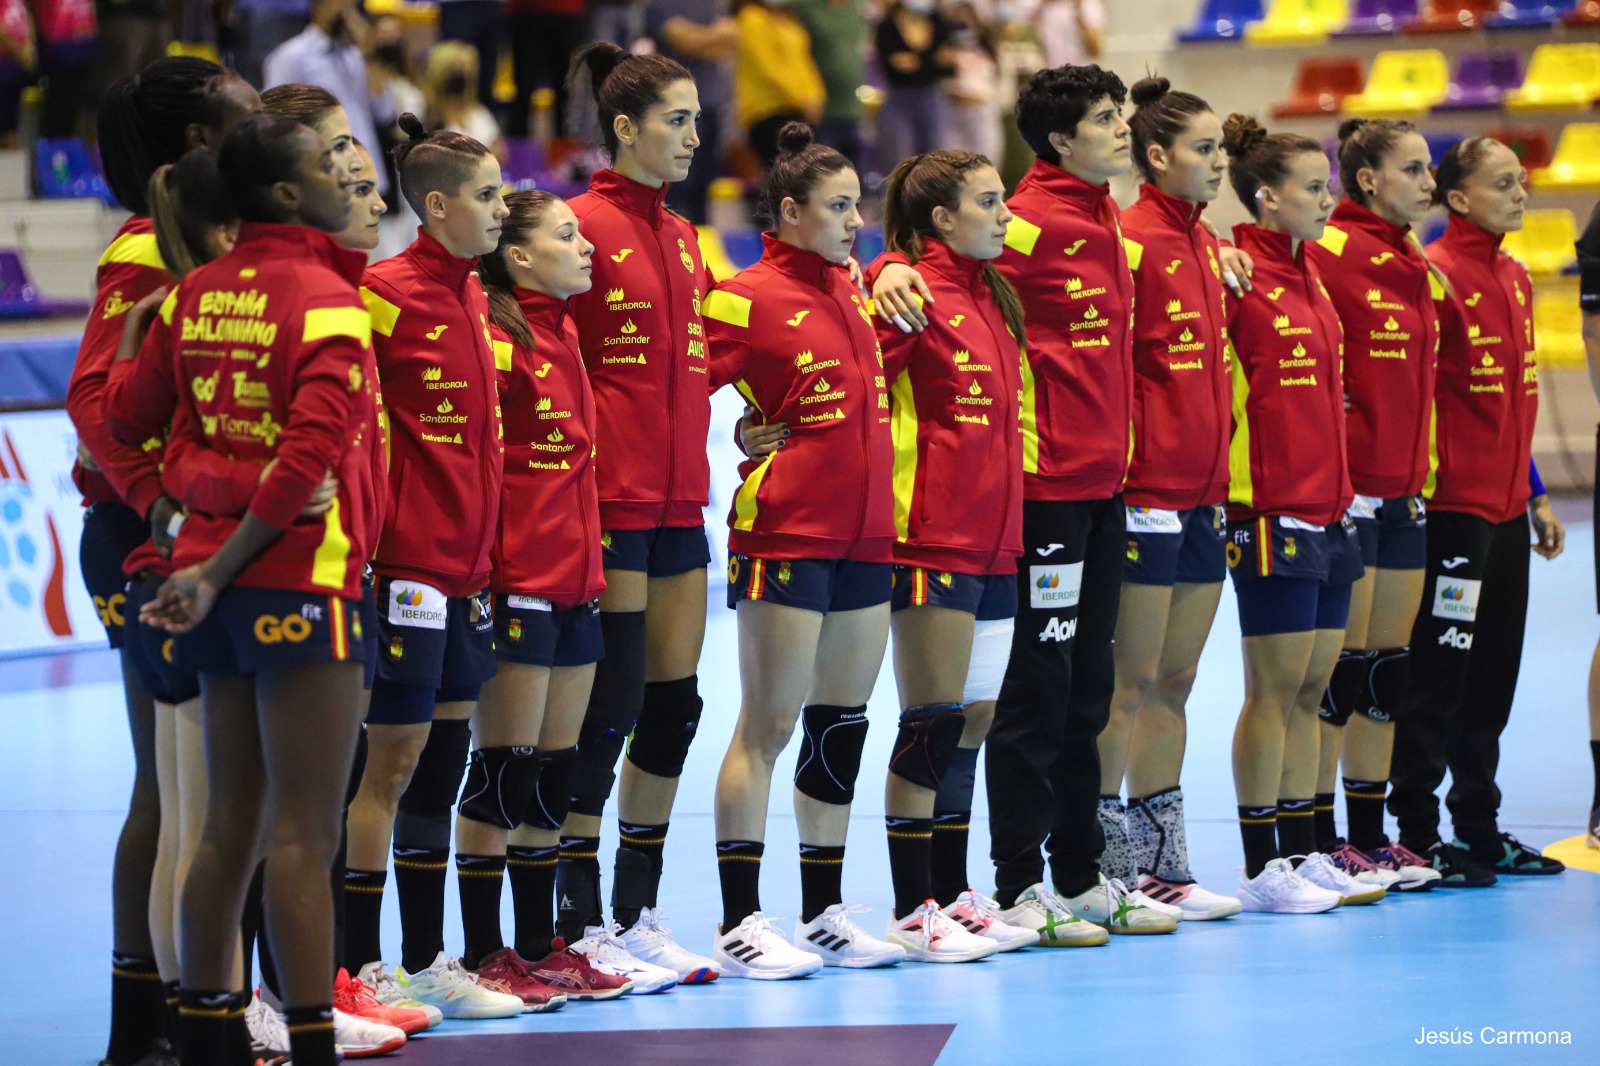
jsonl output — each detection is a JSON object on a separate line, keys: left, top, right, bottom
{"left": 489, "top": 289, "right": 605, "bottom": 607}
{"left": 705, "top": 234, "right": 894, "bottom": 562}
{"left": 363, "top": 229, "right": 503, "bottom": 596}
{"left": 1308, "top": 198, "right": 1440, "bottom": 499}
{"left": 866, "top": 239, "right": 1023, "bottom": 576}
{"left": 568, "top": 168, "right": 713, "bottom": 530}
{"left": 1425, "top": 214, "right": 1539, "bottom": 524}
{"left": 1121, "top": 183, "right": 1230, "bottom": 510}
{"left": 158, "top": 223, "right": 379, "bottom": 600}
{"left": 1225, "top": 223, "right": 1351, "bottom": 528}
{"left": 996, "top": 159, "right": 1135, "bottom": 502}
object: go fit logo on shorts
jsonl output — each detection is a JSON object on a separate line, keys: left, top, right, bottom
{"left": 1431, "top": 576, "right": 1481, "bottom": 622}
{"left": 389, "top": 581, "right": 448, "bottom": 629}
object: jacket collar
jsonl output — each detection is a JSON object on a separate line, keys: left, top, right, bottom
{"left": 235, "top": 221, "right": 367, "bottom": 286}
{"left": 588, "top": 167, "right": 667, "bottom": 224}
{"left": 761, "top": 232, "right": 847, "bottom": 289}
{"left": 915, "top": 237, "right": 986, "bottom": 289}
{"left": 406, "top": 227, "right": 477, "bottom": 289}
{"left": 513, "top": 286, "right": 569, "bottom": 332}
{"left": 1441, "top": 212, "right": 1505, "bottom": 263}
{"left": 1014, "top": 159, "right": 1112, "bottom": 212}
{"left": 1330, "top": 198, "right": 1413, "bottom": 251}
{"left": 1232, "top": 222, "right": 1303, "bottom": 269}
{"left": 1135, "top": 181, "right": 1206, "bottom": 231}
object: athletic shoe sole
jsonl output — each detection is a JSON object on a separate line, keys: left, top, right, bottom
{"left": 1239, "top": 894, "right": 1341, "bottom": 914}
{"left": 338, "top": 1034, "right": 407, "bottom": 1058}
{"left": 1101, "top": 922, "right": 1179, "bottom": 934}
{"left": 519, "top": 995, "right": 567, "bottom": 1013}
{"left": 980, "top": 930, "right": 1041, "bottom": 951}
{"left": 1338, "top": 888, "right": 1387, "bottom": 905}
{"left": 713, "top": 952, "right": 822, "bottom": 980}
{"left": 886, "top": 935, "right": 999, "bottom": 963}
{"left": 800, "top": 945, "right": 905, "bottom": 968}
{"left": 1178, "top": 899, "right": 1243, "bottom": 921}
{"left": 1489, "top": 863, "right": 1565, "bottom": 875}
{"left": 678, "top": 967, "right": 720, "bottom": 984}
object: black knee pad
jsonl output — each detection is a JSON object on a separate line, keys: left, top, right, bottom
{"left": 524, "top": 746, "right": 578, "bottom": 831}
{"left": 396, "top": 717, "right": 472, "bottom": 817}
{"left": 569, "top": 612, "right": 646, "bottom": 816}
{"left": 1317, "top": 650, "right": 1373, "bottom": 727}
{"left": 794, "top": 703, "right": 870, "bottom": 805}
{"left": 458, "top": 745, "right": 542, "bottom": 830}
{"left": 888, "top": 702, "right": 965, "bottom": 790}
{"left": 1364, "top": 647, "right": 1409, "bottom": 724}
{"left": 625, "top": 675, "right": 704, "bottom": 779}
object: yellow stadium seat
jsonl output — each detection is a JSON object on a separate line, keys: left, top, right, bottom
{"left": 1505, "top": 43, "right": 1600, "bottom": 110}
{"left": 1531, "top": 123, "right": 1600, "bottom": 190}
{"left": 1340, "top": 50, "right": 1450, "bottom": 115}
{"left": 365, "top": 0, "right": 439, "bottom": 25}
{"left": 166, "top": 42, "right": 222, "bottom": 64}
{"left": 697, "top": 226, "right": 740, "bottom": 283}
{"left": 1501, "top": 209, "right": 1578, "bottom": 276}
{"left": 1533, "top": 283, "right": 1583, "bottom": 370}
{"left": 1245, "top": 0, "right": 1349, "bottom": 45}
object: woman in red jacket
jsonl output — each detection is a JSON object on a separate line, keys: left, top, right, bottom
{"left": 703, "top": 124, "right": 904, "bottom": 979}
{"left": 1095, "top": 78, "right": 1240, "bottom": 922}
{"left": 1219, "top": 114, "right": 1375, "bottom": 915}
{"left": 1389, "top": 136, "right": 1567, "bottom": 879}
{"left": 560, "top": 42, "right": 720, "bottom": 979}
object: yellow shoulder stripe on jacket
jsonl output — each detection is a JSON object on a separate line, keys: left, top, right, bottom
{"left": 1428, "top": 271, "right": 1446, "bottom": 301}
{"left": 303, "top": 307, "right": 372, "bottom": 346}
{"left": 703, "top": 290, "right": 752, "bottom": 328}
{"left": 158, "top": 287, "right": 180, "bottom": 326}
{"left": 361, "top": 288, "right": 401, "bottom": 337}
{"left": 1315, "top": 226, "right": 1349, "bottom": 256}
{"left": 1003, "top": 217, "right": 1042, "bottom": 257}
{"left": 1123, "top": 238, "right": 1144, "bottom": 272}
{"left": 492, "top": 339, "right": 513, "bottom": 372}
{"left": 99, "top": 232, "right": 166, "bottom": 271}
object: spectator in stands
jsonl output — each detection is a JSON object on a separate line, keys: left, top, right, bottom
{"left": 508, "top": 0, "right": 587, "bottom": 140}
{"left": 943, "top": 0, "right": 999, "bottom": 163}
{"left": 436, "top": 0, "right": 505, "bottom": 110}
{"left": 94, "top": 0, "right": 172, "bottom": 87}
{"left": 0, "top": 0, "right": 35, "bottom": 147}
{"left": 422, "top": 39, "right": 505, "bottom": 159}
{"left": 1032, "top": 0, "right": 1102, "bottom": 68}
{"left": 228, "top": 0, "right": 313, "bottom": 90}
{"left": 874, "top": 0, "right": 955, "bottom": 165}
{"left": 34, "top": 0, "right": 100, "bottom": 139}
{"left": 734, "top": 0, "right": 824, "bottom": 168}
{"left": 793, "top": 0, "right": 865, "bottom": 171}
{"left": 645, "top": 0, "right": 736, "bottom": 222}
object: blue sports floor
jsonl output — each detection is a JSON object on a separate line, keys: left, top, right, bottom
{"left": 6, "top": 512, "right": 1598, "bottom": 1064}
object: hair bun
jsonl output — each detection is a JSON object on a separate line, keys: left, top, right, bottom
{"left": 1221, "top": 113, "right": 1267, "bottom": 158}
{"left": 1336, "top": 117, "right": 1369, "bottom": 143}
{"left": 775, "top": 121, "right": 815, "bottom": 157}
{"left": 1129, "top": 77, "right": 1171, "bottom": 108}
{"left": 396, "top": 112, "right": 427, "bottom": 140}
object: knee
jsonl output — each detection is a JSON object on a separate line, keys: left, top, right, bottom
{"left": 1152, "top": 665, "right": 1199, "bottom": 709}
{"left": 265, "top": 831, "right": 341, "bottom": 879}
{"left": 356, "top": 753, "right": 422, "bottom": 811}
{"left": 962, "top": 700, "right": 995, "bottom": 740}
{"left": 1115, "top": 667, "right": 1159, "bottom": 712}
{"left": 738, "top": 710, "right": 800, "bottom": 766}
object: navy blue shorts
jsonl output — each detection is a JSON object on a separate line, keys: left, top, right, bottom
{"left": 79, "top": 502, "right": 147, "bottom": 648}
{"left": 1124, "top": 504, "right": 1227, "bottom": 586}
{"left": 1349, "top": 493, "right": 1427, "bottom": 571}
{"left": 726, "top": 555, "right": 892, "bottom": 614}
{"left": 179, "top": 585, "right": 365, "bottom": 675}
{"left": 602, "top": 525, "right": 712, "bottom": 577}
{"left": 370, "top": 577, "right": 497, "bottom": 711}
{"left": 124, "top": 573, "right": 200, "bottom": 705}
{"left": 891, "top": 566, "right": 1018, "bottom": 620}
{"left": 359, "top": 573, "right": 378, "bottom": 691}
{"left": 494, "top": 594, "right": 605, "bottom": 667}
{"left": 1227, "top": 516, "right": 1364, "bottom": 636}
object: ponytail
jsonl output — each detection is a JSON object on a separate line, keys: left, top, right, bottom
{"left": 98, "top": 57, "right": 239, "bottom": 216}
{"left": 390, "top": 111, "right": 492, "bottom": 217}
{"left": 149, "top": 153, "right": 238, "bottom": 277}
{"left": 568, "top": 41, "right": 692, "bottom": 158}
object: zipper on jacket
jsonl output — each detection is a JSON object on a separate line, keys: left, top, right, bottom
{"left": 1192, "top": 225, "right": 1224, "bottom": 511}
{"left": 654, "top": 215, "right": 677, "bottom": 527}
{"left": 983, "top": 302, "right": 1015, "bottom": 574}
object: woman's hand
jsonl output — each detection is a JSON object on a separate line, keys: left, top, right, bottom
{"left": 113, "top": 287, "right": 168, "bottom": 363}
{"left": 738, "top": 406, "right": 787, "bottom": 457}
{"left": 1529, "top": 495, "right": 1565, "bottom": 560}
{"left": 1217, "top": 244, "right": 1253, "bottom": 296}
{"left": 140, "top": 563, "right": 224, "bottom": 633}
{"left": 258, "top": 460, "right": 340, "bottom": 518}
{"left": 871, "top": 262, "right": 932, "bottom": 333}
{"left": 148, "top": 495, "right": 185, "bottom": 559}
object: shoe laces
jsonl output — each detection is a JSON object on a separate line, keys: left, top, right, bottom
{"left": 1496, "top": 831, "right": 1537, "bottom": 855}
{"left": 334, "top": 977, "right": 381, "bottom": 1012}
{"left": 1105, "top": 877, "right": 1140, "bottom": 907}
{"left": 1295, "top": 853, "right": 1354, "bottom": 890}
{"left": 440, "top": 956, "right": 483, "bottom": 987}
{"left": 1328, "top": 842, "right": 1378, "bottom": 872}
{"left": 962, "top": 889, "right": 1007, "bottom": 923}
{"left": 820, "top": 902, "right": 872, "bottom": 937}
{"left": 739, "top": 912, "right": 784, "bottom": 948}
{"left": 1032, "top": 883, "right": 1075, "bottom": 918}
{"left": 582, "top": 921, "right": 630, "bottom": 951}
{"left": 917, "top": 903, "right": 962, "bottom": 943}
{"left": 632, "top": 907, "right": 678, "bottom": 943}
{"left": 1384, "top": 842, "right": 1428, "bottom": 867}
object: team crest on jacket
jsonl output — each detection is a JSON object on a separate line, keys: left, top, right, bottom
{"left": 677, "top": 238, "right": 695, "bottom": 274}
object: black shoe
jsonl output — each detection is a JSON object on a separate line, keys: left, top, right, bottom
{"left": 1419, "top": 840, "right": 1498, "bottom": 887}
{"left": 1587, "top": 805, "right": 1599, "bottom": 850}
{"left": 1455, "top": 832, "right": 1565, "bottom": 875}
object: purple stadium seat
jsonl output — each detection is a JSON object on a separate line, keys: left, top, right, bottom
{"left": 1436, "top": 49, "right": 1525, "bottom": 110}
{"left": 1177, "top": 0, "right": 1267, "bottom": 40}
{"left": 1486, "top": 1, "right": 1575, "bottom": 29}
{"left": 0, "top": 249, "right": 92, "bottom": 320}
{"left": 1338, "top": 0, "right": 1418, "bottom": 35}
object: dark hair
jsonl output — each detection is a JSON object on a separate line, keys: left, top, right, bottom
{"left": 1128, "top": 77, "right": 1213, "bottom": 184}
{"left": 390, "top": 112, "right": 493, "bottom": 217}
{"left": 1015, "top": 63, "right": 1127, "bottom": 161}
{"left": 882, "top": 150, "right": 1026, "bottom": 345}
{"left": 98, "top": 57, "right": 242, "bottom": 216}
{"left": 1432, "top": 136, "right": 1503, "bottom": 213}
{"left": 215, "top": 113, "right": 320, "bottom": 223}
{"left": 149, "top": 154, "right": 238, "bottom": 277}
{"left": 260, "top": 82, "right": 342, "bottom": 130}
{"left": 569, "top": 42, "right": 692, "bottom": 158}
{"left": 1336, "top": 118, "right": 1419, "bottom": 207}
{"left": 762, "top": 122, "right": 852, "bottom": 225}
{"left": 1221, "top": 113, "right": 1322, "bottom": 219}
{"left": 478, "top": 189, "right": 563, "bottom": 350}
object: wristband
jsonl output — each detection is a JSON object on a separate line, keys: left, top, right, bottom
{"left": 166, "top": 511, "right": 186, "bottom": 540}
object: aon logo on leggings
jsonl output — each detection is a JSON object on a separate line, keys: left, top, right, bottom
{"left": 1438, "top": 626, "right": 1473, "bottom": 651}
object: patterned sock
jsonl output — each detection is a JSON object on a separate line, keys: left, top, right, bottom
{"left": 1096, "top": 795, "right": 1135, "bottom": 883}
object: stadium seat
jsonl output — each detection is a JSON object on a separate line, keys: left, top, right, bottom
{"left": 1338, "top": 0, "right": 1418, "bottom": 35}
{"left": 1177, "top": 0, "right": 1267, "bottom": 41}
{"left": 1340, "top": 49, "right": 1449, "bottom": 113}
{"left": 1505, "top": 43, "right": 1600, "bottom": 109}
{"left": 1486, "top": 1, "right": 1576, "bottom": 29}
{"left": 720, "top": 229, "right": 766, "bottom": 272}
{"left": 498, "top": 137, "right": 546, "bottom": 186}
{"left": 0, "top": 250, "right": 92, "bottom": 319}
{"left": 1566, "top": 0, "right": 1600, "bottom": 23}
{"left": 1484, "top": 125, "right": 1553, "bottom": 170}
{"left": 1532, "top": 283, "right": 1583, "bottom": 369}
{"left": 696, "top": 227, "right": 741, "bottom": 283}
{"left": 1500, "top": 209, "right": 1577, "bottom": 275}
{"left": 1273, "top": 56, "right": 1365, "bottom": 116}
{"left": 1245, "top": 0, "right": 1349, "bottom": 45}
{"left": 1405, "top": 0, "right": 1496, "bottom": 31}
{"left": 1532, "top": 124, "right": 1600, "bottom": 189}
{"left": 1435, "top": 49, "right": 1524, "bottom": 110}
{"left": 32, "top": 139, "right": 114, "bottom": 203}
{"left": 1423, "top": 129, "right": 1466, "bottom": 163}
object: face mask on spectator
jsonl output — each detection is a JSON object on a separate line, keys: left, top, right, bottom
{"left": 443, "top": 72, "right": 470, "bottom": 96}
{"left": 374, "top": 43, "right": 407, "bottom": 70}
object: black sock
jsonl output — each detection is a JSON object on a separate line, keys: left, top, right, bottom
{"left": 1314, "top": 792, "right": 1338, "bottom": 851}
{"left": 1277, "top": 798, "right": 1316, "bottom": 859}
{"left": 1591, "top": 741, "right": 1600, "bottom": 809}
{"left": 886, "top": 816, "right": 935, "bottom": 919}
{"left": 615, "top": 821, "right": 668, "bottom": 928}
{"left": 556, "top": 835, "right": 602, "bottom": 941}
{"left": 456, "top": 853, "right": 507, "bottom": 969}
{"left": 107, "top": 955, "right": 163, "bottom": 1064}
{"left": 1238, "top": 806, "right": 1278, "bottom": 878}
{"left": 284, "top": 1004, "right": 337, "bottom": 1066}
{"left": 716, "top": 840, "right": 764, "bottom": 930}
{"left": 393, "top": 845, "right": 449, "bottom": 974}
{"left": 798, "top": 843, "right": 846, "bottom": 923}
{"left": 930, "top": 810, "right": 972, "bottom": 907}
{"left": 177, "top": 988, "right": 232, "bottom": 1066}
{"left": 508, "top": 844, "right": 559, "bottom": 959}
{"left": 342, "top": 868, "right": 387, "bottom": 972}
{"left": 228, "top": 991, "right": 251, "bottom": 1064}
{"left": 162, "top": 980, "right": 180, "bottom": 1053}
{"left": 1343, "top": 777, "right": 1389, "bottom": 852}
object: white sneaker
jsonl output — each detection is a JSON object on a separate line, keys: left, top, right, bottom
{"left": 1294, "top": 852, "right": 1386, "bottom": 905}
{"left": 1326, "top": 841, "right": 1404, "bottom": 891}
{"left": 571, "top": 922, "right": 679, "bottom": 994}
{"left": 1237, "top": 857, "right": 1342, "bottom": 914}
{"left": 942, "top": 889, "right": 1040, "bottom": 951}
{"left": 245, "top": 991, "right": 289, "bottom": 1055}
{"left": 996, "top": 883, "right": 1108, "bottom": 946}
{"left": 794, "top": 903, "right": 906, "bottom": 967}
{"left": 1136, "top": 876, "right": 1243, "bottom": 921}
{"left": 715, "top": 912, "right": 825, "bottom": 980}
{"left": 1061, "top": 873, "right": 1179, "bottom": 934}
{"left": 1129, "top": 886, "right": 1185, "bottom": 921}
{"left": 621, "top": 907, "right": 721, "bottom": 984}
{"left": 887, "top": 900, "right": 1000, "bottom": 963}
{"left": 357, "top": 961, "right": 443, "bottom": 1029}
{"left": 395, "top": 952, "right": 527, "bottom": 1019}
{"left": 333, "top": 1007, "right": 406, "bottom": 1058}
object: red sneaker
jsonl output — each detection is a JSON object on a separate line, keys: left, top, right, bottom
{"left": 333, "top": 967, "right": 431, "bottom": 1036}
{"left": 528, "top": 938, "right": 634, "bottom": 1001}
{"left": 471, "top": 948, "right": 569, "bottom": 1013}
